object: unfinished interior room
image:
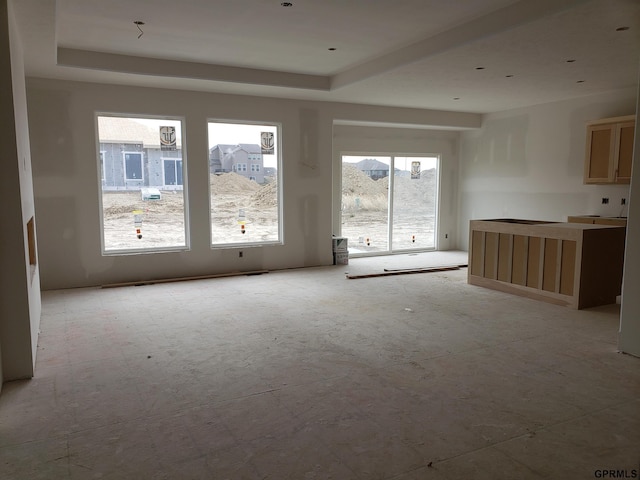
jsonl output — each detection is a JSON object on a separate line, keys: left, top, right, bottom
{"left": 2, "top": 0, "right": 640, "bottom": 478}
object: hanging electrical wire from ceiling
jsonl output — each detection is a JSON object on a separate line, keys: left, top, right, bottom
{"left": 134, "top": 21, "right": 145, "bottom": 39}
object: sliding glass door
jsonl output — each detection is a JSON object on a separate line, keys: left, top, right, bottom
{"left": 341, "top": 155, "right": 439, "bottom": 256}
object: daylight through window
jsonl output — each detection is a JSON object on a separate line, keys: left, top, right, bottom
{"left": 208, "top": 121, "right": 281, "bottom": 246}
{"left": 97, "top": 115, "right": 188, "bottom": 253}
{"left": 341, "top": 154, "right": 439, "bottom": 255}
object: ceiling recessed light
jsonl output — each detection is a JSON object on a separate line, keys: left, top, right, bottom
{"left": 616, "top": 26, "right": 630, "bottom": 31}
{"left": 281, "top": 2, "right": 293, "bottom": 6}
{"left": 566, "top": 59, "right": 576, "bottom": 63}
{"left": 475, "top": 67, "right": 485, "bottom": 70}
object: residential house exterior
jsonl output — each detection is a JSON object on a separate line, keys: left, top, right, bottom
{"left": 98, "top": 117, "right": 184, "bottom": 191}
{"left": 209, "top": 143, "right": 265, "bottom": 183}
{"left": 263, "top": 167, "right": 277, "bottom": 178}
{"left": 355, "top": 158, "right": 389, "bottom": 180}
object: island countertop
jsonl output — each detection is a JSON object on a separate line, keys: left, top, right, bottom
{"left": 468, "top": 219, "right": 626, "bottom": 309}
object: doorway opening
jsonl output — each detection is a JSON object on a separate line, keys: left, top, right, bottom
{"left": 341, "top": 154, "right": 439, "bottom": 256}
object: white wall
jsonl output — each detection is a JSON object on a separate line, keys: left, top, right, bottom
{"left": 457, "top": 87, "right": 637, "bottom": 250}
{"left": 332, "top": 124, "right": 460, "bottom": 250}
{"left": 0, "top": 0, "right": 41, "bottom": 383}
{"left": 27, "top": 79, "right": 480, "bottom": 290}
{"left": 619, "top": 69, "right": 640, "bottom": 357}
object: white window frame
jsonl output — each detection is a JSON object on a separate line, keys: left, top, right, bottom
{"left": 96, "top": 113, "right": 189, "bottom": 256}
{"left": 162, "top": 157, "right": 183, "bottom": 187}
{"left": 99, "top": 151, "right": 106, "bottom": 183}
{"left": 208, "top": 119, "right": 283, "bottom": 248}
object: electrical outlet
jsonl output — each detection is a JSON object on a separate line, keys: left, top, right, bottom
{"left": 621, "top": 198, "right": 626, "bottom": 205}
{"left": 602, "top": 197, "right": 609, "bottom": 205}
{"left": 239, "top": 251, "right": 243, "bottom": 258}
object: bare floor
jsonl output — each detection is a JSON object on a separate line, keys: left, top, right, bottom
{"left": 1, "top": 264, "right": 639, "bottom": 479}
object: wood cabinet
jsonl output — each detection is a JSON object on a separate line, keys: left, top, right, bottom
{"left": 584, "top": 115, "right": 635, "bottom": 184}
{"left": 468, "top": 219, "right": 625, "bottom": 309}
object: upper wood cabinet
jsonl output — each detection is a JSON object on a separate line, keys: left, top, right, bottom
{"left": 584, "top": 115, "right": 635, "bottom": 184}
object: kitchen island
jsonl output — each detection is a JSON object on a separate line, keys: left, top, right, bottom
{"left": 468, "top": 219, "right": 626, "bottom": 309}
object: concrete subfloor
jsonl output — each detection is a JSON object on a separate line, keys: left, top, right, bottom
{"left": 1, "top": 264, "right": 639, "bottom": 479}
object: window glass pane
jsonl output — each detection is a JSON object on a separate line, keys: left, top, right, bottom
{"left": 392, "top": 157, "right": 438, "bottom": 250}
{"left": 341, "top": 155, "right": 391, "bottom": 253}
{"left": 208, "top": 122, "right": 280, "bottom": 245}
{"left": 125, "top": 153, "right": 143, "bottom": 180}
{"left": 341, "top": 154, "right": 439, "bottom": 256}
{"left": 97, "top": 115, "right": 188, "bottom": 253}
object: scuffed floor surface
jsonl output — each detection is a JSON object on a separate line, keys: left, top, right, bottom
{"left": 1, "top": 266, "right": 639, "bottom": 479}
